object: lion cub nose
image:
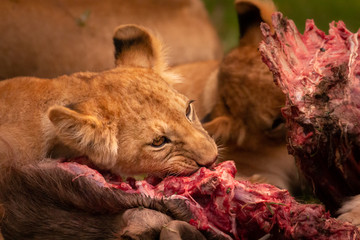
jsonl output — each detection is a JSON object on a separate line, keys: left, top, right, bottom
{"left": 197, "top": 155, "right": 218, "bottom": 168}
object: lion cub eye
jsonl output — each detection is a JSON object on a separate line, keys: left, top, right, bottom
{"left": 151, "top": 136, "right": 170, "bottom": 148}
{"left": 186, "top": 100, "right": 195, "bottom": 121}
{"left": 271, "top": 116, "right": 285, "bottom": 130}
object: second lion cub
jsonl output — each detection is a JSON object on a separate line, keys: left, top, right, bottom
{"left": 0, "top": 25, "right": 218, "bottom": 177}
{"left": 174, "top": 0, "right": 300, "bottom": 191}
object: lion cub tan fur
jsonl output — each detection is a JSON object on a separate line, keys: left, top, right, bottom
{"left": 174, "top": 0, "right": 300, "bottom": 191}
{"left": 0, "top": 25, "right": 218, "bottom": 177}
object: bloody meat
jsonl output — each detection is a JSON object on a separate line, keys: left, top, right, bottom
{"left": 1, "top": 157, "right": 359, "bottom": 239}
{"left": 57, "top": 159, "right": 359, "bottom": 239}
{"left": 259, "top": 12, "right": 360, "bottom": 214}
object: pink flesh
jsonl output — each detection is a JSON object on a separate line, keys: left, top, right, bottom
{"left": 59, "top": 159, "right": 359, "bottom": 239}
{"left": 260, "top": 12, "right": 360, "bottom": 213}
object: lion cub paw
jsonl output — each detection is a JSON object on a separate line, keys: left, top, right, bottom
{"left": 248, "top": 174, "right": 270, "bottom": 184}
{"left": 337, "top": 195, "right": 360, "bottom": 228}
{"left": 236, "top": 174, "right": 269, "bottom": 184}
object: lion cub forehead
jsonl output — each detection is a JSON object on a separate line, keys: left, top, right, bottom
{"left": 103, "top": 68, "right": 188, "bottom": 112}
{"left": 127, "top": 69, "right": 185, "bottom": 99}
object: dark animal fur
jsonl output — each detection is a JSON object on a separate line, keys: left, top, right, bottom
{"left": 0, "top": 161, "right": 194, "bottom": 240}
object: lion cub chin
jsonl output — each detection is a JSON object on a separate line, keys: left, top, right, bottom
{"left": 0, "top": 24, "right": 218, "bottom": 177}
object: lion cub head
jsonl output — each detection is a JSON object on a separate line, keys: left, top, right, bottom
{"left": 203, "top": 0, "right": 284, "bottom": 151}
{"left": 44, "top": 25, "right": 218, "bottom": 176}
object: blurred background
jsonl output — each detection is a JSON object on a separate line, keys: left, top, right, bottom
{"left": 204, "top": 0, "right": 360, "bottom": 52}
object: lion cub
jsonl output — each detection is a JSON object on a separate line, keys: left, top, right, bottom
{"left": 174, "top": 0, "right": 300, "bottom": 191}
{"left": 0, "top": 24, "right": 218, "bottom": 177}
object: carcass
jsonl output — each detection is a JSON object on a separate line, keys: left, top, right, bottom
{"left": 260, "top": 12, "right": 360, "bottom": 214}
{"left": 0, "top": 159, "right": 358, "bottom": 239}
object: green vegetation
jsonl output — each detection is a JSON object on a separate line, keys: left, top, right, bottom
{"left": 203, "top": 0, "right": 360, "bottom": 52}
{"left": 275, "top": 0, "right": 360, "bottom": 33}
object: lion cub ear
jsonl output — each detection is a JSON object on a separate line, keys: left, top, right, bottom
{"left": 113, "top": 24, "right": 166, "bottom": 71}
{"left": 47, "top": 106, "right": 118, "bottom": 169}
{"left": 235, "top": 0, "right": 276, "bottom": 43}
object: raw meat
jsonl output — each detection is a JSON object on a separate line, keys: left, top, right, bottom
{"left": 259, "top": 12, "right": 360, "bottom": 213}
{"left": 59, "top": 159, "right": 360, "bottom": 239}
